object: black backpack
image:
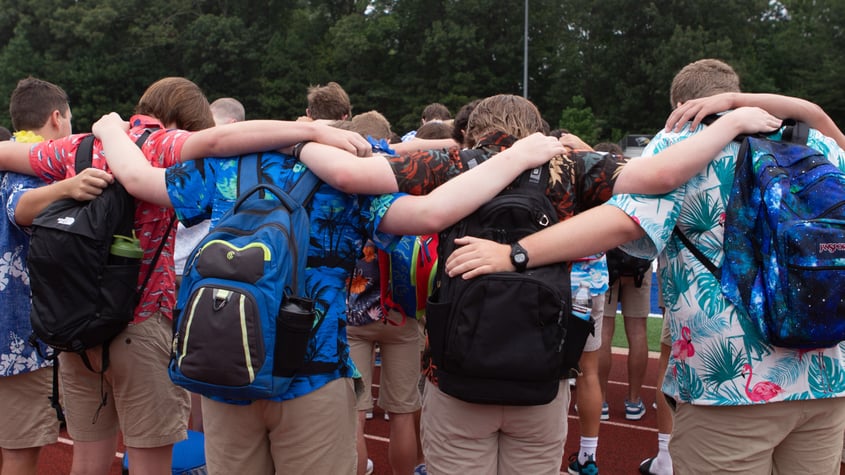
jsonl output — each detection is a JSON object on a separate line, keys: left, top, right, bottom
{"left": 605, "top": 247, "right": 652, "bottom": 288}
{"left": 28, "top": 131, "right": 169, "bottom": 372}
{"left": 425, "top": 149, "right": 592, "bottom": 406}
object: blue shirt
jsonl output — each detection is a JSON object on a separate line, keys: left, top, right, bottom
{"left": 165, "top": 152, "right": 402, "bottom": 402}
{"left": 0, "top": 171, "right": 53, "bottom": 376}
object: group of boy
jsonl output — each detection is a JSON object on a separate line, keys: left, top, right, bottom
{"left": 0, "top": 57, "right": 843, "bottom": 475}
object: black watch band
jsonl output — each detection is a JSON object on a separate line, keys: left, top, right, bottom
{"left": 510, "top": 242, "right": 529, "bottom": 272}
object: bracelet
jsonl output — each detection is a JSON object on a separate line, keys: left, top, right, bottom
{"left": 292, "top": 141, "right": 312, "bottom": 160}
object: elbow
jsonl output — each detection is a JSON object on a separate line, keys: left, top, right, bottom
{"left": 649, "top": 168, "right": 684, "bottom": 194}
{"left": 415, "top": 209, "right": 452, "bottom": 234}
{"left": 320, "top": 170, "right": 359, "bottom": 194}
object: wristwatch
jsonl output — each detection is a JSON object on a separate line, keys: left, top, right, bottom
{"left": 510, "top": 242, "right": 529, "bottom": 272}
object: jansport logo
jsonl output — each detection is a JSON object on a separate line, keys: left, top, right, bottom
{"left": 57, "top": 217, "right": 75, "bottom": 226}
{"left": 819, "top": 243, "right": 845, "bottom": 253}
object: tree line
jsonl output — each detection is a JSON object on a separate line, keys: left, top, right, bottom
{"left": 0, "top": 0, "right": 842, "bottom": 143}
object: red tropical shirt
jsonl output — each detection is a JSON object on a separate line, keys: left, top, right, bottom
{"left": 28, "top": 115, "right": 192, "bottom": 323}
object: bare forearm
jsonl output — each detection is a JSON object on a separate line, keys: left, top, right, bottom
{"left": 0, "top": 142, "right": 36, "bottom": 175}
{"left": 298, "top": 142, "right": 399, "bottom": 194}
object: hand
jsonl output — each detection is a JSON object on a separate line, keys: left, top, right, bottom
{"left": 63, "top": 167, "right": 114, "bottom": 201}
{"left": 445, "top": 236, "right": 513, "bottom": 279}
{"left": 92, "top": 112, "right": 130, "bottom": 138}
{"left": 721, "top": 106, "right": 782, "bottom": 135}
{"left": 664, "top": 92, "right": 739, "bottom": 132}
{"left": 311, "top": 122, "right": 373, "bottom": 157}
{"left": 507, "top": 132, "right": 567, "bottom": 169}
{"left": 558, "top": 133, "right": 593, "bottom": 151}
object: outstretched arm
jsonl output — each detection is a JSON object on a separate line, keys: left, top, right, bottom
{"left": 613, "top": 106, "right": 782, "bottom": 195}
{"left": 665, "top": 92, "right": 845, "bottom": 149}
{"left": 0, "top": 141, "right": 37, "bottom": 175}
{"left": 93, "top": 113, "right": 171, "bottom": 207}
{"left": 444, "top": 204, "right": 643, "bottom": 279}
{"left": 378, "top": 133, "right": 565, "bottom": 235}
{"left": 14, "top": 168, "right": 114, "bottom": 225}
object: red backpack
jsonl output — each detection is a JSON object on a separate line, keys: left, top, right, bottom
{"left": 378, "top": 233, "right": 439, "bottom": 325}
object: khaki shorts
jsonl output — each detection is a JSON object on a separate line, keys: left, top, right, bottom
{"left": 421, "top": 381, "right": 570, "bottom": 475}
{"left": 0, "top": 367, "right": 60, "bottom": 448}
{"left": 672, "top": 398, "right": 845, "bottom": 474}
{"left": 582, "top": 293, "right": 604, "bottom": 352}
{"left": 348, "top": 310, "right": 422, "bottom": 414}
{"left": 660, "top": 314, "right": 672, "bottom": 347}
{"left": 202, "top": 377, "right": 356, "bottom": 475}
{"left": 59, "top": 313, "right": 190, "bottom": 448}
{"left": 604, "top": 275, "right": 652, "bottom": 317}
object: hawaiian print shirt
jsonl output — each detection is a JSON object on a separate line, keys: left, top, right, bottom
{"left": 0, "top": 171, "right": 53, "bottom": 376}
{"left": 28, "top": 115, "right": 191, "bottom": 323}
{"left": 608, "top": 122, "right": 845, "bottom": 406}
{"left": 165, "top": 152, "right": 401, "bottom": 403}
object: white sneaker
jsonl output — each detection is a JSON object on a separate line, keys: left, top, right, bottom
{"left": 365, "top": 411, "right": 373, "bottom": 420}
{"left": 366, "top": 458, "right": 374, "bottom": 475}
{"left": 384, "top": 412, "right": 390, "bottom": 421}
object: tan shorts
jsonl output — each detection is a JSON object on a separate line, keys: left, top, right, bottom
{"left": 348, "top": 310, "right": 422, "bottom": 414}
{"left": 59, "top": 313, "right": 190, "bottom": 448}
{"left": 604, "top": 275, "right": 652, "bottom": 317}
{"left": 582, "top": 293, "right": 604, "bottom": 352}
{"left": 660, "top": 315, "right": 672, "bottom": 347}
{"left": 672, "top": 398, "right": 845, "bottom": 474}
{"left": 421, "top": 381, "right": 570, "bottom": 475}
{"left": 202, "top": 377, "right": 356, "bottom": 475}
{"left": 0, "top": 367, "right": 60, "bottom": 448}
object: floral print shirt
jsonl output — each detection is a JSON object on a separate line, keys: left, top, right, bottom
{"left": 165, "top": 153, "right": 401, "bottom": 402}
{"left": 0, "top": 171, "right": 53, "bottom": 376}
{"left": 608, "top": 123, "right": 845, "bottom": 405}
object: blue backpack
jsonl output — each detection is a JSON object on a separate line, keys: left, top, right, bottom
{"left": 676, "top": 121, "right": 845, "bottom": 348}
{"left": 169, "top": 155, "right": 330, "bottom": 399}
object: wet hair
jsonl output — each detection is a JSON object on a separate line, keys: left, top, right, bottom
{"left": 135, "top": 77, "right": 215, "bottom": 131}
{"left": 670, "top": 59, "right": 741, "bottom": 107}
{"left": 9, "top": 76, "right": 69, "bottom": 131}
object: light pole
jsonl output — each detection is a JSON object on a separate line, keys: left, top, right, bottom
{"left": 523, "top": 0, "right": 528, "bottom": 98}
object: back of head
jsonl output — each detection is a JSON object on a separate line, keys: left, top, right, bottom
{"left": 593, "top": 141, "right": 624, "bottom": 155}
{"left": 307, "top": 82, "right": 352, "bottom": 121}
{"left": 333, "top": 110, "right": 392, "bottom": 141}
{"left": 452, "top": 99, "right": 482, "bottom": 147}
{"left": 421, "top": 103, "right": 451, "bottom": 123}
{"left": 136, "top": 77, "right": 215, "bottom": 131}
{"left": 210, "top": 97, "right": 245, "bottom": 125}
{"left": 466, "top": 94, "right": 544, "bottom": 142}
{"left": 10, "top": 76, "right": 69, "bottom": 131}
{"left": 0, "top": 126, "right": 10, "bottom": 141}
{"left": 415, "top": 120, "right": 453, "bottom": 140}
{"left": 670, "top": 58, "right": 741, "bottom": 106}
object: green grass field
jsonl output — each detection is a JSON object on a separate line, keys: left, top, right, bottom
{"left": 608, "top": 312, "right": 664, "bottom": 352}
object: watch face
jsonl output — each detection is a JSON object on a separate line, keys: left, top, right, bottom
{"left": 514, "top": 253, "right": 526, "bottom": 264}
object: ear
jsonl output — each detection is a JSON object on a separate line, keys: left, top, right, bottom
{"left": 305, "top": 108, "right": 313, "bottom": 118}
{"left": 48, "top": 109, "right": 63, "bottom": 130}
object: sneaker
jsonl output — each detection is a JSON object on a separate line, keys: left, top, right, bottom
{"left": 625, "top": 398, "right": 646, "bottom": 420}
{"left": 638, "top": 457, "right": 657, "bottom": 475}
{"left": 567, "top": 453, "right": 599, "bottom": 475}
{"left": 384, "top": 412, "right": 390, "bottom": 421}
{"left": 365, "top": 411, "right": 373, "bottom": 420}
{"left": 365, "top": 458, "right": 374, "bottom": 475}
{"left": 413, "top": 463, "right": 428, "bottom": 475}
{"left": 600, "top": 401, "right": 609, "bottom": 421}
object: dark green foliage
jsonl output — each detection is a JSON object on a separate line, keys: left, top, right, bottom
{"left": 0, "top": 0, "right": 840, "bottom": 142}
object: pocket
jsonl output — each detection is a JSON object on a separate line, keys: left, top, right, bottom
{"left": 445, "top": 274, "right": 566, "bottom": 381}
{"left": 274, "top": 296, "right": 316, "bottom": 376}
{"left": 780, "top": 219, "right": 845, "bottom": 347}
{"left": 177, "top": 284, "right": 266, "bottom": 386}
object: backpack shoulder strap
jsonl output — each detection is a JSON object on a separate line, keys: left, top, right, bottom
{"left": 288, "top": 169, "right": 321, "bottom": 208}
{"left": 459, "top": 148, "right": 488, "bottom": 170}
{"left": 74, "top": 134, "right": 96, "bottom": 173}
{"left": 673, "top": 226, "right": 721, "bottom": 279}
{"left": 236, "top": 154, "right": 321, "bottom": 208}
{"left": 459, "top": 147, "right": 548, "bottom": 193}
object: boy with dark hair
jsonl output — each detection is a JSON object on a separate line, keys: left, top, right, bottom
{"left": 0, "top": 76, "right": 111, "bottom": 475}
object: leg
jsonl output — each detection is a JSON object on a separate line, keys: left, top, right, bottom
{"left": 356, "top": 411, "right": 369, "bottom": 475}
{"left": 599, "top": 281, "right": 619, "bottom": 405}
{"left": 640, "top": 341, "right": 673, "bottom": 475}
{"left": 388, "top": 412, "right": 419, "bottom": 475}
{"left": 0, "top": 448, "right": 40, "bottom": 475}
{"left": 124, "top": 445, "right": 174, "bottom": 474}
{"left": 69, "top": 439, "right": 119, "bottom": 475}
{"left": 623, "top": 314, "right": 648, "bottom": 402}
{"left": 347, "top": 324, "right": 376, "bottom": 475}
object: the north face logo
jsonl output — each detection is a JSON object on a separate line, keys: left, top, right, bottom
{"left": 57, "top": 217, "right": 75, "bottom": 226}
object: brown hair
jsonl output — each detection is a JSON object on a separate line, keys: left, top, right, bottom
{"left": 9, "top": 76, "right": 69, "bottom": 131}
{"left": 333, "top": 110, "right": 392, "bottom": 141}
{"left": 415, "top": 120, "right": 453, "bottom": 140}
{"left": 135, "top": 77, "right": 215, "bottom": 131}
{"left": 670, "top": 59, "right": 741, "bottom": 107}
{"left": 466, "top": 94, "right": 545, "bottom": 142}
{"left": 421, "top": 102, "right": 451, "bottom": 122}
{"left": 307, "top": 82, "right": 352, "bottom": 121}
